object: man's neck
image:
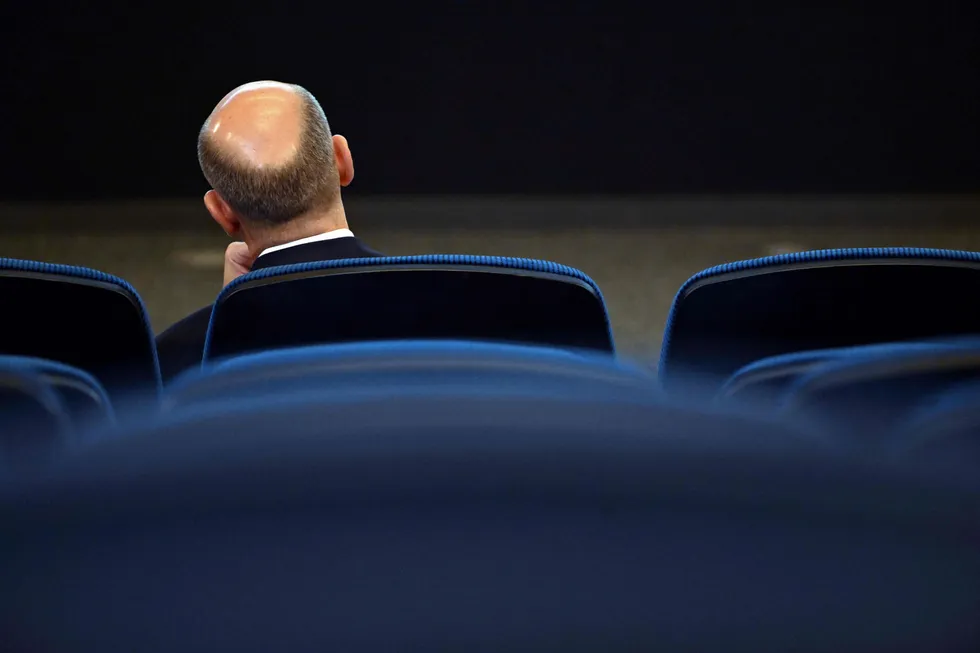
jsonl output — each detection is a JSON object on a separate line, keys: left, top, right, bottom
{"left": 245, "top": 204, "right": 349, "bottom": 259}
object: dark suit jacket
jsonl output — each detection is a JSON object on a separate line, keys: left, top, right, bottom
{"left": 156, "top": 236, "right": 383, "bottom": 382}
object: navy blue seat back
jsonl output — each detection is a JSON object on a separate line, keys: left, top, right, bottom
{"left": 779, "top": 342, "right": 980, "bottom": 450}
{"left": 169, "top": 340, "right": 654, "bottom": 411}
{"left": 0, "top": 259, "right": 161, "bottom": 401}
{"left": 891, "top": 381, "right": 980, "bottom": 475}
{"left": 203, "top": 256, "right": 613, "bottom": 362}
{"left": 0, "top": 363, "right": 71, "bottom": 472}
{"left": 0, "top": 355, "right": 114, "bottom": 430}
{"left": 1, "top": 394, "right": 977, "bottom": 651}
{"left": 660, "top": 248, "right": 980, "bottom": 393}
{"left": 717, "top": 339, "right": 974, "bottom": 405}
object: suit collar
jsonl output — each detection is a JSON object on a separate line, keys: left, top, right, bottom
{"left": 250, "top": 236, "right": 378, "bottom": 271}
{"left": 257, "top": 229, "right": 355, "bottom": 258}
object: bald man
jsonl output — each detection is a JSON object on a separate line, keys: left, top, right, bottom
{"left": 156, "top": 81, "right": 382, "bottom": 381}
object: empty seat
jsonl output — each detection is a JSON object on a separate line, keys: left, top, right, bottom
{"left": 0, "top": 393, "right": 976, "bottom": 651}
{"left": 0, "top": 258, "right": 161, "bottom": 404}
{"left": 0, "top": 363, "right": 72, "bottom": 472}
{"left": 778, "top": 341, "right": 980, "bottom": 452}
{"left": 202, "top": 255, "right": 613, "bottom": 362}
{"left": 167, "top": 340, "right": 656, "bottom": 411}
{"left": 0, "top": 355, "right": 114, "bottom": 431}
{"left": 717, "top": 339, "right": 976, "bottom": 405}
{"left": 659, "top": 247, "right": 980, "bottom": 394}
{"left": 889, "top": 380, "right": 980, "bottom": 474}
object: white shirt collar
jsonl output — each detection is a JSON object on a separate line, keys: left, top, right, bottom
{"left": 257, "top": 228, "right": 355, "bottom": 259}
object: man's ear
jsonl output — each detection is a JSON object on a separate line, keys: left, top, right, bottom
{"left": 204, "top": 190, "right": 242, "bottom": 236}
{"left": 333, "top": 134, "right": 354, "bottom": 187}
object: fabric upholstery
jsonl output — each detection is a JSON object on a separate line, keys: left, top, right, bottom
{"left": 660, "top": 247, "right": 980, "bottom": 393}
{"left": 0, "top": 258, "right": 161, "bottom": 402}
{"left": 0, "top": 355, "right": 114, "bottom": 429}
{"left": 1, "top": 392, "right": 976, "bottom": 651}
{"left": 778, "top": 340, "right": 980, "bottom": 451}
{"left": 168, "top": 339, "right": 652, "bottom": 411}
{"left": 718, "top": 338, "right": 980, "bottom": 404}
{"left": 203, "top": 255, "right": 613, "bottom": 362}
{"left": 0, "top": 362, "right": 72, "bottom": 472}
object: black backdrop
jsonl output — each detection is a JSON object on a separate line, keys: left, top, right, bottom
{"left": 2, "top": 5, "right": 977, "bottom": 200}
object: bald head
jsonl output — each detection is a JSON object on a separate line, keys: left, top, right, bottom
{"left": 198, "top": 81, "right": 341, "bottom": 225}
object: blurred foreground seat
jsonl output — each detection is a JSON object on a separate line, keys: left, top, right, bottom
{"left": 0, "top": 258, "right": 161, "bottom": 409}
{"left": 775, "top": 340, "right": 980, "bottom": 453}
{"left": 203, "top": 255, "right": 614, "bottom": 363}
{"left": 168, "top": 340, "right": 655, "bottom": 411}
{"left": 1, "top": 390, "right": 976, "bottom": 652}
{"left": 890, "top": 380, "right": 980, "bottom": 474}
{"left": 0, "top": 355, "right": 113, "bottom": 427}
{"left": 717, "top": 338, "right": 980, "bottom": 405}
{"left": 660, "top": 247, "right": 980, "bottom": 394}
{"left": 0, "top": 356, "right": 113, "bottom": 474}
{"left": 0, "top": 359, "right": 72, "bottom": 473}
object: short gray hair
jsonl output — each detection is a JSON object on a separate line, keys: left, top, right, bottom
{"left": 197, "top": 86, "right": 339, "bottom": 225}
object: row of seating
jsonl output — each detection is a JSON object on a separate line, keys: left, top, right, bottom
{"left": 2, "top": 249, "right": 980, "bottom": 650}
{"left": 2, "top": 344, "right": 978, "bottom": 651}
{"left": 8, "top": 247, "right": 980, "bottom": 381}
{"left": 0, "top": 254, "right": 615, "bottom": 401}
{"left": 2, "top": 253, "right": 606, "bottom": 416}
{"left": 5, "top": 248, "right": 980, "bottom": 378}
{"left": 660, "top": 246, "right": 980, "bottom": 388}
{"left": 0, "top": 249, "right": 979, "bottom": 465}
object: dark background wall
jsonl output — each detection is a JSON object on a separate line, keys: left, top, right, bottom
{"left": 2, "top": 5, "right": 978, "bottom": 201}
{"left": 1, "top": 5, "right": 978, "bottom": 349}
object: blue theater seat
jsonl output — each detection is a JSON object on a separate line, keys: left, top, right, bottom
{"left": 890, "top": 380, "right": 980, "bottom": 474}
{"left": 0, "top": 392, "right": 975, "bottom": 651}
{"left": 0, "top": 258, "right": 161, "bottom": 403}
{"left": 203, "top": 255, "right": 614, "bottom": 363}
{"left": 167, "top": 340, "right": 655, "bottom": 411}
{"left": 659, "top": 248, "right": 980, "bottom": 394}
{"left": 0, "top": 361, "right": 72, "bottom": 472}
{"left": 0, "top": 355, "right": 114, "bottom": 431}
{"left": 777, "top": 340, "right": 980, "bottom": 451}
{"left": 717, "top": 339, "right": 978, "bottom": 405}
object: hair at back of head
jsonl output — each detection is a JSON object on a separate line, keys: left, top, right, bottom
{"left": 197, "top": 86, "right": 339, "bottom": 225}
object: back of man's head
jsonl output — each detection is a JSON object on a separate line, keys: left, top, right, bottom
{"left": 198, "top": 81, "right": 340, "bottom": 226}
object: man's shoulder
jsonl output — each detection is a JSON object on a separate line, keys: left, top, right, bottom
{"left": 157, "top": 305, "right": 213, "bottom": 343}
{"left": 156, "top": 305, "right": 213, "bottom": 381}
{"left": 351, "top": 238, "right": 384, "bottom": 258}
{"left": 321, "top": 236, "right": 383, "bottom": 260}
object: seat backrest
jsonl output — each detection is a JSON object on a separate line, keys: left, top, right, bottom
{"left": 0, "top": 355, "right": 114, "bottom": 430}
{"left": 1, "top": 394, "right": 977, "bottom": 651}
{"left": 660, "top": 248, "right": 980, "bottom": 393}
{"left": 890, "top": 380, "right": 980, "bottom": 474}
{"left": 717, "top": 339, "right": 974, "bottom": 405}
{"left": 0, "top": 364, "right": 72, "bottom": 473}
{"left": 0, "top": 259, "right": 161, "bottom": 402}
{"left": 168, "top": 340, "right": 652, "bottom": 411}
{"left": 203, "top": 255, "right": 613, "bottom": 362}
{"left": 779, "top": 342, "right": 980, "bottom": 450}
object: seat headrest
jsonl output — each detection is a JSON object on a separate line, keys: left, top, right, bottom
{"left": 660, "top": 247, "right": 980, "bottom": 392}
{"left": 0, "top": 258, "right": 161, "bottom": 400}
{"left": 203, "top": 255, "right": 613, "bottom": 361}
